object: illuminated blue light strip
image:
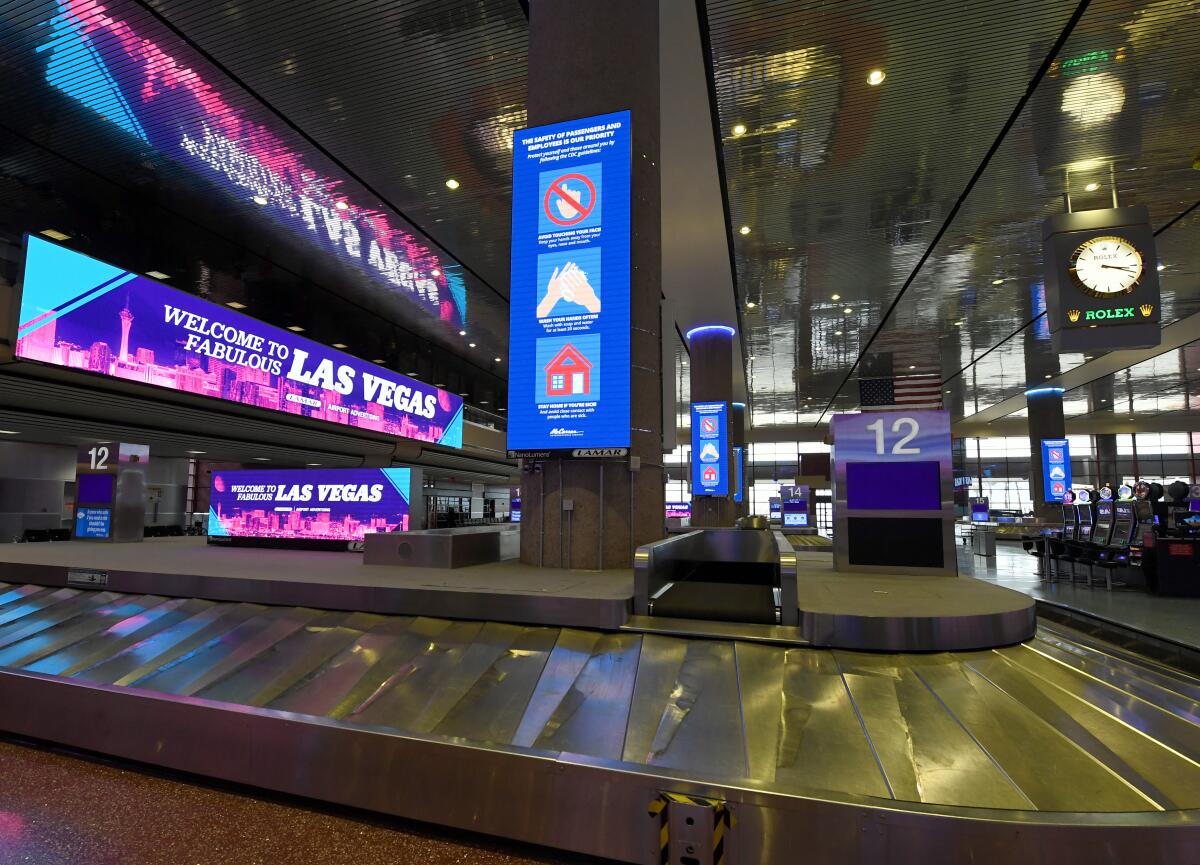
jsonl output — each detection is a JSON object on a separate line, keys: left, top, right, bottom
{"left": 685, "top": 324, "right": 736, "bottom": 340}
{"left": 1024, "top": 387, "right": 1065, "bottom": 397}
{"left": 732, "top": 402, "right": 746, "bottom": 408}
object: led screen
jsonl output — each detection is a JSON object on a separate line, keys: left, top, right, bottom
{"left": 208, "top": 468, "right": 411, "bottom": 541}
{"left": 845, "top": 462, "right": 941, "bottom": 511}
{"left": 1041, "top": 438, "right": 1072, "bottom": 503}
{"left": 665, "top": 502, "right": 692, "bottom": 519}
{"left": 37, "top": 0, "right": 465, "bottom": 328}
{"left": 17, "top": 237, "right": 462, "bottom": 447}
{"left": 77, "top": 473, "right": 115, "bottom": 505}
{"left": 691, "top": 402, "right": 729, "bottom": 496}
{"left": 511, "top": 498, "right": 522, "bottom": 523}
{"left": 507, "top": 111, "right": 631, "bottom": 452}
{"left": 75, "top": 507, "right": 111, "bottom": 539}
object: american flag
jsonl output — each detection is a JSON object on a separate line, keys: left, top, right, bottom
{"left": 858, "top": 344, "right": 943, "bottom": 411}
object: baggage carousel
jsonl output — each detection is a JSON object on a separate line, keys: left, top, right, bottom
{"left": 0, "top": 580, "right": 1196, "bottom": 863}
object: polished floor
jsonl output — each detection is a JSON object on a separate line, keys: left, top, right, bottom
{"left": 0, "top": 580, "right": 1196, "bottom": 814}
{"left": 964, "top": 543, "right": 1200, "bottom": 651}
{"left": 0, "top": 738, "right": 588, "bottom": 865}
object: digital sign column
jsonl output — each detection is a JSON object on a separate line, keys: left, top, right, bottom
{"left": 507, "top": 111, "right": 632, "bottom": 456}
{"left": 691, "top": 402, "right": 729, "bottom": 496}
{"left": 1041, "top": 438, "right": 1072, "bottom": 503}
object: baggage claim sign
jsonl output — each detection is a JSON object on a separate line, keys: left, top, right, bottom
{"left": 506, "top": 111, "right": 632, "bottom": 458}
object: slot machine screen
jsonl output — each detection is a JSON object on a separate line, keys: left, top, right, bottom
{"left": 845, "top": 461, "right": 941, "bottom": 511}
{"left": 1079, "top": 524, "right": 1093, "bottom": 540}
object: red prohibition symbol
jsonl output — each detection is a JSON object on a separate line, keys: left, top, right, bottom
{"left": 543, "top": 172, "right": 597, "bottom": 226}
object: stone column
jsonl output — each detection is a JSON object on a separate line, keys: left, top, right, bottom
{"left": 519, "top": 0, "right": 664, "bottom": 568}
{"left": 689, "top": 326, "right": 736, "bottom": 528}
{"left": 1026, "top": 388, "right": 1066, "bottom": 521}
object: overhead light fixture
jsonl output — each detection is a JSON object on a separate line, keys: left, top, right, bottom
{"left": 494, "top": 357, "right": 502, "bottom": 363}
{"left": 372, "top": 358, "right": 386, "bottom": 364}
{"left": 945, "top": 390, "right": 952, "bottom": 394}
{"left": 407, "top": 371, "right": 420, "bottom": 377}
{"left": 1024, "top": 386, "right": 1065, "bottom": 397}
{"left": 480, "top": 400, "right": 489, "bottom": 405}
{"left": 39, "top": 229, "right": 71, "bottom": 241}
{"left": 867, "top": 68, "right": 886, "bottom": 87}
{"left": 458, "top": 392, "right": 469, "bottom": 397}
{"left": 831, "top": 294, "right": 841, "bottom": 301}
{"left": 287, "top": 325, "right": 305, "bottom": 332}
{"left": 834, "top": 330, "right": 843, "bottom": 336}
{"left": 991, "top": 278, "right": 1005, "bottom": 285}
{"left": 335, "top": 200, "right": 349, "bottom": 211}
{"left": 842, "top": 307, "right": 852, "bottom": 314}
{"left": 434, "top": 382, "right": 445, "bottom": 387}
{"left": 954, "top": 320, "right": 963, "bottom": 326}
{"left": 731, "top": 123, "right": 747, "bottom": 137}
{"left": 1045, "top": 374, "right": 1052, "bottom": 379}
{"left": 738, "top": 225, "right": 751, "bottom": 235}
{"left": 146, "top": 271, "right": 170, "bottom": 280}
{"left": 685, "top": 324, "right": 736, "bottom": 339}
{"left": 252, "top": 194, "right": 268, "bottom": 205}
{"left": 332, "top": 343, "right": 348, "bottom": 349}
{"left": 431, "top": 268, "right": 441, "bottom": 277}
{"left": 226, "top": 301, "right": 247, "bottom": 310}
{"left": 185, "top": 449, "right": 205, "bottom": 454}
{"left": 1084, "top": 181, "right": 1101, "bottom": 192}
{"left": 252, "top": 457, "right": 270, "bottom": 461}
{"left": 468, "top": 342, "right": 476, "bottom": 348}
{"left": 459, "top": 330, "right": 467, "bottom": 336}
{"left": 746, "top": 301, "right": 757, "bottom": 309}
{"left": 1157, "top": 263, "right": 1165, "bottom": 272}
{"left": 498, "top": 407, "right": 507, "bottom": 412}
{"left": 0, "top": 429, "right": 20, "bottom": 435}
{"left": 445, "top": 178, "right": 460, "bottom": 190}
{"left": 306, "top": 463, "right": 322, "bottom": 466}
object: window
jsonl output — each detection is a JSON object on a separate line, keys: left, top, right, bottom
{"left": 551, "top": 374, "right": 564, "bottom": 391}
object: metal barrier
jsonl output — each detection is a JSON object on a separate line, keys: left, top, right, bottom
{"left": 634, "top": 529, "right": 798, "bottom": 625}
{"left": 363, "top": 524, "right": 520, "bottom": 568}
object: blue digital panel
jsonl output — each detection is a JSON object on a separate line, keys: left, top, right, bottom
{"left": 511, "top": 498, "right": 521, "bottom": 523}
{"left": 1041, "top": 438, "right": 1072, "bottom": 502}
{"left": 783, "top": 498, "right": 808, "bottom": 527}
{"left": 508, "top": 112, "right": 631, "bottom": 451}
{"left": 77, "top": 473, "right": 115, "bottom": 505}
{"left": 846, "top": 462, "right": 942, "bottom": 511}
{"left": 733, "top": 446, "right": 744, "bottom": 503}
{"left": 691, "top": 402, "right": 728, "bottom": 496}
{"left": 75, "top": 507, "right": 111, "bottom": 539}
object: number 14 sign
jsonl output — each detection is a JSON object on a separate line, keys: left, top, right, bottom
{"left": 831, "top": 410, "right": 951, "bottom": 463}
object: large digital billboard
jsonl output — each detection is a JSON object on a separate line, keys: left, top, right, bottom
{"left": 691, "top": 401, "right": 729, "bottom": 496}
{"left": 16, "top": 236, "right": 462, "bottom": 447}
{"left": 36, "top": 0, "right": 465, "bottom": 328}
{"left": 507, "top": 111, "right": 631, "bottom": 455}
{"left": 208, "top": 468, "right": 411, "bottom": 541}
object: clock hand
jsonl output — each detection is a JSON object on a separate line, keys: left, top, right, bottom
{"left": 1100, "top": 265, "right": 1137, "bottom": 271}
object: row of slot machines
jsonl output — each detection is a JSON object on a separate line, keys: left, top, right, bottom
{"left": 1057, "top": 489, "right": 1152, "bottom": 568}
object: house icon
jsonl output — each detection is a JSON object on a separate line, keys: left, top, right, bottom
{"left": 545, "top": 343, "right": 592, "bottom": 397}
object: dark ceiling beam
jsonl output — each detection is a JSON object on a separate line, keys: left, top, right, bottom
{"left": 814, "top": 0, "right": 1094, "bottom": 426}
{"left": 129, "top": 0, "right": 509, "bottom": 306}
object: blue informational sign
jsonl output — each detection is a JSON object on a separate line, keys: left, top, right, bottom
{"left": 1041, "top": 438, "right": 1072, "bottom": 502}
{"left": 832, "top": 411, "right": 951, "bottom": 513}
{"left": 507, "top": 111, "right": 632, "bottom": 453}
{"left": 783, "top": 499, "right": 808, "bottom": 527}
{"left": 75, "top": 507, "right": 112, "bottom": 539}
{"left": 511, "top": 498, "right": 522, "bottom": 524}
{"left": 733, "top": 446, "right": 744, "bottom": 503}
{"left": 970, "top": 497, "right": 990, "bottom": 522}
{"left": 691, "top": 401, "right": 728, "bottom": 496}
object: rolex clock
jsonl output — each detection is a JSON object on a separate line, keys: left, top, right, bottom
{"left": 1043, "top": 205, "right": 1161, "bottom": 352}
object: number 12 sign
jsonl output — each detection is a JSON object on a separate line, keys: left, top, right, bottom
{"left": 831, "top": 410, "right": 952, "bottom": 513}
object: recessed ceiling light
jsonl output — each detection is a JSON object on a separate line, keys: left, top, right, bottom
{"left": 0, "top": 430, "right": 20, "bottom": 435}
{"left": 431, "top": 268, "right": 441, "bottom": 277}
{"left": 831, "top": 294, "right": 841, "bottom": 301}
{"left": 185, "top": 449, "right": 205, "bottom": 454}
{"left": 306, "top": 463, "right": 322, "bottom": 466}
{"left": 468, "top": 342, "right": 476, "bottom": 348}
{"left": 479, "top": 400, "right": 489, "bottom": 405}
{"left": 459, "top": 330, "right": 467, "bottom": 336}
{"left": 991, "top": 278, "right": 1005, "bottom": 285}
{"left": 287, "top": 325, "right": 305, "bottom": 332}
{"left": 252, "top": 457, "right": 270, "bottom": 461}
{"left": 434, "top": 383, "right": 445, "bottom": 387}
{"left": 842, "top": 307, "right": 852, "bottom": 314}
{"left": 1084, "top": 182, "right": 1101, "bottom": 192}
{"left": 746, "top": 301, "right": 757, "bottom": 308}
{"left": 1089, "top": 324, "right": 1098, "bottom": 328}
{"left": 372, "top": 358, "right": 386, "bottom": 364}
{"left": 945, "top": 390, "right": 952, "bottom": 394}
{"left": 458, "top": 392, "right": 469, "bottom": 397}
{"left": 332, "top": 343, "right": 348, "bottom": 349}
{"left": 39, "top": 229, "right": 71, "bottom": 241}
{"left": 909, "top": 365, "right": 916, "bottom": 370}
{"left": 1045, "top": 374, "right": 1052, "bottom": 379}
{"left": 146, "top": 270, "right": 170, "bottom": 279}
{"left": 732, "top": 123, "right": 747, "bottom": 137}
{"left": 335, "top": 200, "right": 349, "bottom": 211}
{"left": 445, "top": 178, "right": 460, "bottom": 190}
{"left": 494, "top": 357, "right": 502, "bottom": 362}
{"left": 226, "top": 301, "right": 247, "bottom": 310}
{"left": 252, "top": 194, "right": 268, "bottom": 205}
{"left": 407, "top": 371, "right": 419, "bottom": 376}
{"left": 738, "top": 225, "right": 751, "bottom": 235}
{"left": 834, "top": 330, "right": 843, "bottom": 336}
{"left": 954, "top": 320, "right": 963, "bottom": 326}
{"left": 867, "top": 68, "right": 886, "bottom": 86}
{"left": 498, "top": 407, "right": 506, "bottom": 411}
{"left": 1157, "top": 263, "right": 1165, "bottom": 272}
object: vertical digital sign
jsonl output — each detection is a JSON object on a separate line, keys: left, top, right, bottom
{"left": 733, "top": 446, "right": 744, "bottom": 503}
{"left": 1041, "top": 438, "right": 1072, "bottom": 503}
{"left": 691, "top": 401, "right": 728, "bottom": 496}
{"left": 507, "top": 111, "right": 632, "bottom": 455}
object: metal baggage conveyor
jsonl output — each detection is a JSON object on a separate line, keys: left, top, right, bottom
{"left": 0, "top": 579, "right": 1196, "bottom": 863}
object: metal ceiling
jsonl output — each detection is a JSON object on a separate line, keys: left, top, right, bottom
{"left": 0, "top": 0, "right": 1196, "bottom": 443}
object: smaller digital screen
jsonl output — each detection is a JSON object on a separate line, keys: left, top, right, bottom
{"left": 511, "top": 498, "right": 521, "bottom": 523}
{"left": 769, "top": 500, "right": 781, "bottom": 517}
{"left": 1190, "top": 500, "right": 1200, "bottom": 512}
{"left": 665, "top": 502, "right": 692, "bottom": 519}
{"left": 971, "top": 512, "right": 990, "bottom": 522}
{"left": 76, "top": 473, "right": 115, "bottom": 505}
{"left": 845, "top": 461, "right": 941, "bottom": 511}
{"left": 75, "top": 507, "right": 112, "bottom": 539}
{"left": 783, "top": 512, "right": 808, "bottom": 527}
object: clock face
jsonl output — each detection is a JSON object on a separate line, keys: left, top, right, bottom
{"left": 1069, "top": 235, "right": 1143, "bottom": 297}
